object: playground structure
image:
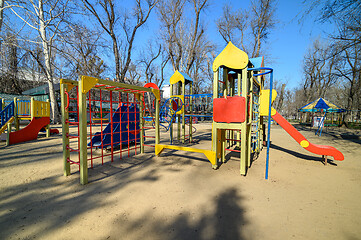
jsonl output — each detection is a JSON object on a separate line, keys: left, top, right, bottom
{"left": 62, "top": 42, "right": 344, "bottom": 185}
{"left": 168, "top": 71, "right": 195, "bottom": 144}
{"left": 0, "top": 97, "right": 56, "bottom": 145}
{"left": 60, "top": 76, "right": 161, "bottom": 185}
{"left": 159, "top": 71, "right": 213, "bottom": 145}
{"left": 155, "top": 42, "right": 267, "bottom": 175}
{"left": 155, "top": 42, "right": 344, "bottom": 177}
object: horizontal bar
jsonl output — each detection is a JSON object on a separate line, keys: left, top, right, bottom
{"left": 61, "top": 79, "right": 78, "bottom": 86}
{"left": 144, "top": 144, "right": 155, "bottom": 148}
{"left": 225, "top": 148, "right": 241, "bottom": 153}
{"left": 97, "top": 78, "right": 155, "bottom": 94}
{"left": 225, "top": 138, "right": 242, "bottom": 142}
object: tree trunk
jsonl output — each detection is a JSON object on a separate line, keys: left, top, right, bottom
{"left": 111, "top": 33, "right": 121, "bottom": 82}
{"left": 0, "top": 0, "right": 4, "bottom": 32}
{"left": 39, "top": 0, "right": 61, "bottom": 123}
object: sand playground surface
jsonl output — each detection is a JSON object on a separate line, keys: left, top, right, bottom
{"left": 0, "top": 123, "right": 361, "bottom": 240}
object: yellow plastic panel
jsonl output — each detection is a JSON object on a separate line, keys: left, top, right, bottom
{"left": 60, "top": 79, "right": 76, "bottom": 92}
{"left": 32, "top": 100, "right": 50, "bottom": 117}
{"left": 213, "top": 42, "right": 249, "bottom": 72}
{"left": 260, "top": 89, "right": 277, "bottom": 116}
{"left": 152, "top": 89, "right": 161, "bottom": 100}
{"left": 81, "top": 76, "right": 99, "bottom": 94}
{"left": 170, "top": 70, "right": 185, "bottom": 85}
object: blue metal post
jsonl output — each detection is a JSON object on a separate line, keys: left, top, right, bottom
{"left": 265, "top": 71, "right": 273, "bottom": 180}
{"left": 248, "top": 67, "right": 273, "bottom": 180}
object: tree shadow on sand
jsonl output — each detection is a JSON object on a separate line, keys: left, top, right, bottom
{"left": 109, "top": 187, "right": 248, "bottom": 240}
{"left": 0, "top": 154, "right": 181, "bottom": 239}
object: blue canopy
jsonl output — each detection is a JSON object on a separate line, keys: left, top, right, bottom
{"left": 299, "top": 98, "right": 346, "bottom": 113}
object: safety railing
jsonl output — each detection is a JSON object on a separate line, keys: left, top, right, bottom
{"left": 0, "top": 101, "right": 14, "bottom": 128}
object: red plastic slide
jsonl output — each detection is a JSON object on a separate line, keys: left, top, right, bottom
{"left": 9, "top": 117, "right": 50, "bottom": 145}
{"left": 272, "top": 111, "right": 344, "bottom": 161}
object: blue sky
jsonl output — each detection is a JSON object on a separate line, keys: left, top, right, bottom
{"left": 7, "top": 0, "right": 333, "bottom": 89}
{"left": 129, "top": 0, "right": 333, "bottom": 89}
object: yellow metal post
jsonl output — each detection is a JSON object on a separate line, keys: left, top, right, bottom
{"left": 14, "top": 98, "right": 19, "bottom": 131}
{"left": 223, "top": 68, "right": 229, "bottom": 151}
{"left": 212, "top": 71, "right": 219, "bottom": 153}
{"left": 240, "top": 68, "right": 248, "bottom": 175}
{"left": 211, "top": 70, "right": 221, "bottom": 168}
{"left": 236, "top": 72, "right": 241, "bottom": 147}
{"left": 170, "top": 83, "right": 174, "bottom": 143}
{"left": 182, "top": 81, "right": 186, "bottom": 144}
{"left": 247, "top": 72, "right": 253, "bottom": 167}
{"left": 140, "top": 94, "right": 145, "bottom": 153}
{"left": 155, "top": 97, "right": 160, "bottom": 145}
{"left": 230, "top": 76, "right": 235, "bottom": 146}
{"left": 46, "top": 99, "right": 50, "bottom": 138}
{"left": 177, "top": 82, "right": 181, "bottom": 142}
{"left": 221, "top": 129, "right": 226, "bottom": 162}
{"left": 79, "top": 77, "right": 88, "bottom": 185}
{"left": 189, "top": 82, "right": 193, "bottom": 143}
{"left": 61, "top": 82, "right": 71, "bottom": 176}
{"left": 6, "top": 122, "right": 11, "bottom": 146}
{"left": 30, "top": 97, "right": 35, "bottom": 120}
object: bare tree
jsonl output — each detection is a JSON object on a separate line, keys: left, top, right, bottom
{"left": 189, "top": 35, "right": 215, "bottom": 93}
{"left": 0, "top": 32, "right": 22, "bottom": 94}
{"left": 157, "top": 0, "right": 185, "bottom": 71}
{"left": 59, "top": 23, "right": 106, "bottom": 79}
{"left": 301, "top": 40, "right": 338, "bottom": 103}
{"left": 0, "top": 0, "right": 5, "bottom": 32}
{"left": 0, "top": 0, "right": 15, "bottom": 32}
{"left": 300, "top": 0, "right": 361, "bottom": 125}
{"left": 216, "top": 4, "right": 248, "bottom": 51}
{"left": 7, "top": 0, "right": 70, "bottom": 123}
{"left": 82, "top": 0, "right": 158, "bottom": 82}
{"left": 158, "top": 53, "right": 170, "bottom": 88}
{"left": 158, "top": 0, "right": 209, "bottom": 72}
{"left": 126, "top": 62, "right": 141, "bottom": 85}
{"left": 139, "top": 41, "right": 162, "bottom": 83}
{"left": 158, "top": 0, "right": 214, "bottom": 92}
{"left": 334, "top": 41, "right": 360, "bottom": 123}
{"left": 216, "top": 0, "right": 276, "bottom": 57}
{"left": 272, "top": 80, "right": 286, "bottom": 113}
{"left": 184, "top": 0, "right": 208, "bottom": 73}
{"left": 250, "top": 0, "right": 276, "bottom": 57}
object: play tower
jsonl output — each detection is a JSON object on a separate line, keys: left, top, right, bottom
{"left": 156, "top": 42, "right": 267, "bottom": 174}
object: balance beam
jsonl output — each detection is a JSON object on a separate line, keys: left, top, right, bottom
{"left": 155, "top": 144, "right": 217, "bottom": 167}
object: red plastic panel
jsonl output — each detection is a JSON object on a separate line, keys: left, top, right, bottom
{"left": 213, "top": 96, "right": 246, "bottom": 123}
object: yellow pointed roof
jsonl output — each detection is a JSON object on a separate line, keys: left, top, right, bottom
{"left": 169, "top": 70, "right": 193, "bottom": 85}
{"left": 212, "top": 42, "right": 249, "bottom": 71}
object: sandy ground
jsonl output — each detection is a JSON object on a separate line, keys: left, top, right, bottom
{"left": 0, "top": 122, "right": 360, "bottom": 240}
